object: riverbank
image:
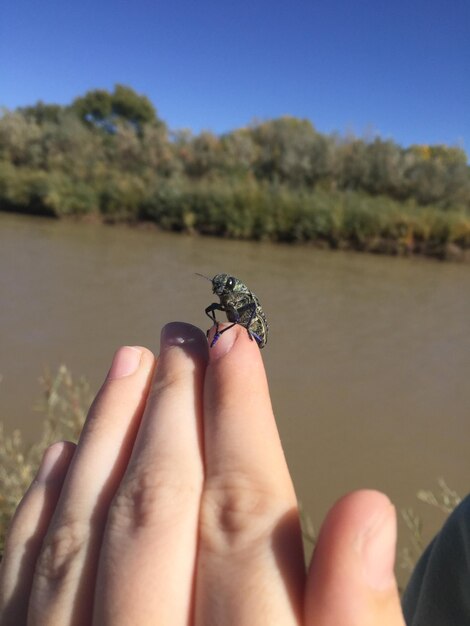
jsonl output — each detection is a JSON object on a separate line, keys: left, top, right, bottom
{"left": 2, "top": 90, "right": 469, "bottom": 262}
{"left": 1, "top": 175, "right": 469, "bottom": 261}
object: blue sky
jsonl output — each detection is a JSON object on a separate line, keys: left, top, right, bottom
{"left": 2, "top": 0, "right": 469, "bottom": 151}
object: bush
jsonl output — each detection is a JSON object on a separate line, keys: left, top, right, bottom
{"left": 98, "top": 174, "right": 147, "bottom": 221}
{"left": 1, "top": 104, "right": 469, "bottom": 259}
{"left": 0, "top": 163, "right": 55, "bottom": 216}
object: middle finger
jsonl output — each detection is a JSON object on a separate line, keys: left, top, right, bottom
{"left": 94, "top": 322, "right": 208, "bottom": 626}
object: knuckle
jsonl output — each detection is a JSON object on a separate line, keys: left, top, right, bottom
{"left": 148, "top": 368, "right": 190, "bottom": 401}
{"left": 35, "top": 518, "right": 88, "bottom": 583}
{"left": 108, "top": 466, "right": 200, "bottom": 533}
{"left": 200, "top": 473, "right": 282, "bottom": 554}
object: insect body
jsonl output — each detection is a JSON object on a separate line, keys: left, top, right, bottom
{"left": 200, "top": 273, "right": 269, "bottom": 349}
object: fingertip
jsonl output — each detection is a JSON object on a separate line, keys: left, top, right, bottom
{"left": 320, "top": 490, "right": 394, "bottom": 538}
{"left": 205, "top": 322, "right": 268, "bottom": 414}
{"left": 309, "top": 489, "right": 396, "bottom": 577}
{"left": 305, "top": 490, "right": 404, "bottom": 625}
{"left": 160, "top": 322, "right": 209, "bottom": 362}
{"left": 359, "top": 501, "right": 396, "bottom": 591}
{"left": 107, "top": 346, "right": 143, "bottom": 380}
{"left": 36, "top": 441, "right": 76, "bottom": 483}
{"left": 207, "top": 322, "right": 260, "bottom": 361}
{"left": 320, "top": 490, "right": 397, "bottom": 590}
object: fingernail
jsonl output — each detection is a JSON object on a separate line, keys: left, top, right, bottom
{"left": 160, "top": 322, "right": 209, "bottom": 359}
{"left": 36, "top": 441, "right": 73, "bottom": 483}
{"left": 208, "top": 323, "right": 240, "bottom": 359}
{"left": 107, "top": 346, "right": 142, "bottom": 380}
{"left": 359, "top": 505, "right": 397, "bottom": 590}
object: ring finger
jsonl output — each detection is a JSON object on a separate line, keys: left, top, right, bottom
{"left": 28, "top": 345, "right": 155, "bottom": 626}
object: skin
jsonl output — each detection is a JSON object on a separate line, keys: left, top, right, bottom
{"left": 0, "top": 322, "right": 406, "bottom": 626}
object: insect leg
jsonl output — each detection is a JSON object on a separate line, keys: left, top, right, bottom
{"left": 208, "top": 303, "right": 239, "bottom": 346}
{"left": 204, "top": 303, "right": 228, "bottom": 346}
{"left": 216, "top": 324, "right": 261, "bottom": 346}
{"left": 248, "top": 331, "right": 263, "bottom": 345}
{"left": 204, "top": 302, "right": 226, "bottom": 324}
{"left": 210, "top": 322, "right": 238, "bottom": 347}
{"left": 233, "top": 301, "right": 258, "bottom": 342}
{"left": 213, "top": 302, "right": 258, "bottom": 345}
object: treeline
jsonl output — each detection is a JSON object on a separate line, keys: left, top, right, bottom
{"left": 1, "top": 85, "right": 469, "bottom": 258}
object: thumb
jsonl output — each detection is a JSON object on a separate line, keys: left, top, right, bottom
{"left": 305, "top": 490, "right": 406, "bottom": 626}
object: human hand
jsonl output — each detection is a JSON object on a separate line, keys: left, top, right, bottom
{"left": 0, "top": 322, "right": 406, "bottom": 625}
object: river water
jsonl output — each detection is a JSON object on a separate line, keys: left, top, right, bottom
{"left": 1, "top": 211, "right": 469, "bottom": 584}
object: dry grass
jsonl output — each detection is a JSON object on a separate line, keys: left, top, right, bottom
{"left": 400, "top": 478, "right": 461, "bottom": 573}
{"left": 0, "top": 365, "right": 91, "bottom": 555}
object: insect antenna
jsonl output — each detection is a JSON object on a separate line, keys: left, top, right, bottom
{"left": 194, "top": 272, "right": 212, "bottom": 282}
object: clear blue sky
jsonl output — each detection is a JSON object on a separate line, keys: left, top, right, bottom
{"left": 2, "top": 0, "right": 469, "bottom": 151}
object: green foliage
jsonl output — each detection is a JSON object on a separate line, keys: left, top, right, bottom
{"left": 45, "top": 174, "right": 99, "bottom": 216}
{"left": 112, "top": 84, "right": 158, "bottom": 129}
{"left": 250, "top": 117, "right": 331, "bottom": 186}
{"left": 1, "top": 87, "right": 469, "bottom": 258}
{"left": 0, "top": 163, "right": 98, "bottom": 217}
{"left": 98, "top": 173, "right": 147, "bottom": 221}
{"left": 18, "top": 101, "right": 65, "bottom": 125}
{"left": 0, "top": 163, "right": 55, "bottom": 216}
{"left": 73, "top": 88, "right": 113, "bottom": 124}
{"left": 71, "top": 84, "right": 162, "bottom": 134}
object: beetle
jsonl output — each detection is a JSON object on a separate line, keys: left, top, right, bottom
{"left": 197, "top": 273, "right": 269, "bottom": 348}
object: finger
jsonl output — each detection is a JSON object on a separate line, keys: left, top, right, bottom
{"left": 0, "top": 442, "right": 75, "bottom": 626}
{"left": 94, "top": 323, "right": 208, "bottom": 626}
{"left": 305, "top": 490, "right": 406, "bottom": 626}
{"left": 197, "top": 324, "right": 305, "bottom": 626}
{"left": 28, "top": 346, "right": 155, "bottom": 626}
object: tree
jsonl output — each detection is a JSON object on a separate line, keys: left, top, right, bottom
{"left": 112, "top": 84, "right": 157, "bottom": 130}
{"left": 71, "top": 85, "right": 163, "bottom": 134}
{"left": 250, "top": 117, "right": 319, "bottom": 186}
{"left": 18, "top": 101, "right": 64, "bottom": 125}
{"left": 72, "top": 89, "right": 112, "bottom": 127}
